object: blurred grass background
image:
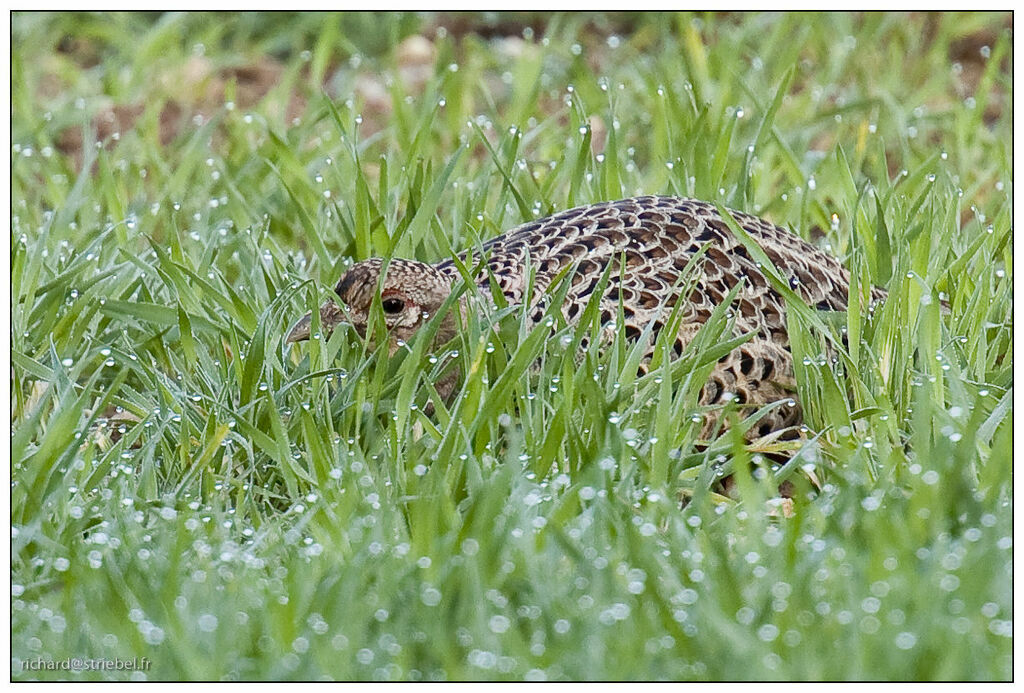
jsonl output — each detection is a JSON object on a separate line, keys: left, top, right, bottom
{"left": 10, "top": 11, "right": 1012, "bottom": 681}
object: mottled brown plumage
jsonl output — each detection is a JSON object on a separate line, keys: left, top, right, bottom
{"left": 288, "top": 196, "right": 885, "bottom": 438}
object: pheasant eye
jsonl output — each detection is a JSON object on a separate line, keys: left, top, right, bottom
{"left": 381, "top": 297, "right": 404, "bottom": 314}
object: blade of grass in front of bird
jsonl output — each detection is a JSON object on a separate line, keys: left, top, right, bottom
{"left": 714, "top": 203, "right": 853, "bottom": 366}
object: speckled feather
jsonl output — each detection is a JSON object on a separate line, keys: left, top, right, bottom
{"left": 305, "top": 196, "right": 886, "bottom": 438}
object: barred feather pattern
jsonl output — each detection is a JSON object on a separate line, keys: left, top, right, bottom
{"left": 330, "top": 196, "right": 886, "bottom": 439}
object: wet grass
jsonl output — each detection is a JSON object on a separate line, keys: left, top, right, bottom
{"left": 11, "top": 11, "right": 1012, "bottom": 681}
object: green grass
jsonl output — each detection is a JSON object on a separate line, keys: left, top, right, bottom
{"left": 11, "top": 11, "right": 1012, "bottom": 681}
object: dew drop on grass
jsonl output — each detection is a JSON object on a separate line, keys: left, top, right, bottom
{"left": 757, "top": 624, "right": 778, "bottom": 642}
{"left": 735, "top": 606, "right": 755, "bottom": 625}
{"left": 894, "top": 632, "right": 917, "bottom": 650}
{"left": 979, "top": 601, "right": 1002, "bottom": 619}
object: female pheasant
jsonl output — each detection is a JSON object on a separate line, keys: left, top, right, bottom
{"left": 287, "top": 196, "right": 885, "bottom": 438}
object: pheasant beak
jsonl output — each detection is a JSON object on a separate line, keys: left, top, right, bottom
{"left": 286, "top": 301, "right": 346, "bottom": 344}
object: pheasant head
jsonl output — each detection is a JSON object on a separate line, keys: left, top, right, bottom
{"left": 286, "top": 258, "right": 458, "bottom": 355}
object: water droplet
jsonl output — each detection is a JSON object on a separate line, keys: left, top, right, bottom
{"left": 894, "top": 632, "right": 917, "bottom": 650}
